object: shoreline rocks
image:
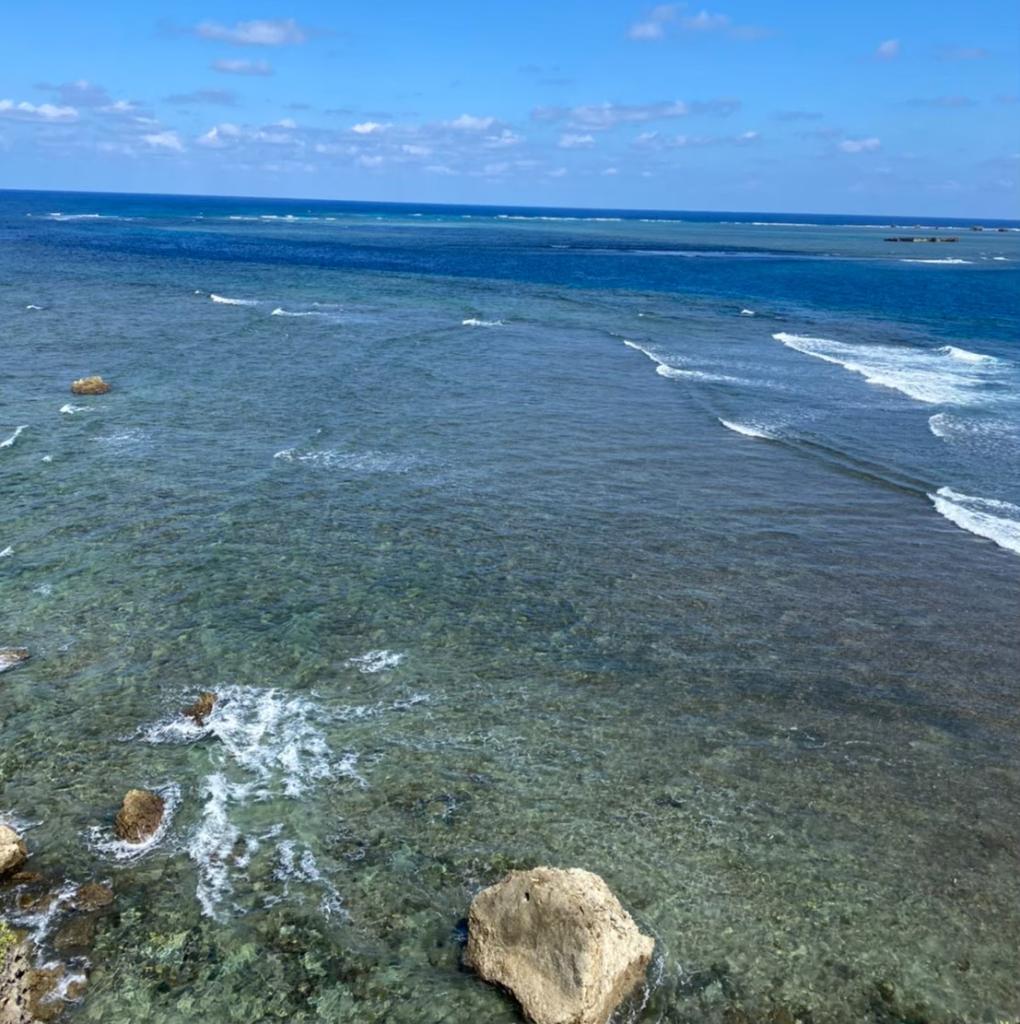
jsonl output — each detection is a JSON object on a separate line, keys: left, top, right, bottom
{"left": 114, "top": 790, "right": 164, "bottom": 845}
{"left": 70, "top": 376, "right": 111, "bottom": 396}
{"left": 0, "top": 828, "right": 27, "bottom": 879}
{"left": 465, "top": 867, "right": 654, "bottom": 1024}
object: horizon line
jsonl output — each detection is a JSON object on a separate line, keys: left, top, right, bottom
{"left": 1, "top": 186, "right": 1017, "bottom": 226}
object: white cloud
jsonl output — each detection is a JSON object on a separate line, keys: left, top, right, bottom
{"left": 352, "top": 121, "right": 389, "bottom": 134}
{"left": 425, "top": 164, "right": 458, "bottom": 175}
{"left": 193, "top": 18, "right": 309, "bottom": 46}
{"left": 874, "top": 39, "right": 899, "bottom": 60}
{"left": 196, "top": 123, "right": 243, "bottom": 148}
{"left": 839, "top": 137, "right": 881, "bottom": 153}
{"left": 484, "top": 129, "right": 524, "bottom": 148}
{"left": 212, "top": 59, "right": 273, "bottom": 75}
{"left": 482, "top": 162, "right": 509, "bottom": 175}
{"left": 534, "top": 97, "right": 739, "bottom": 130}
{"left": 98, "top": 100, "right": 142, "bottom": 115}
{"left": 356, "top": 154, "right": 383, "bottom": 168}
{"left": 941, "top": 46, "right": 988, "bottom": 60}
{"left": 443, "top": 113, "right": 497, "bottom": 130}
{"left": 627, "top": 4, "right": 773, "bottom": 42}
{"left": 401, "top": 144, "right": 432, "bottom": 156}
{"left": 548, "top": 167, "right": 568, "bottom": 177}
{"left": 602, "top": 167, "right": 619, "bottom": 175}
{"left": 0, "top": 99, "right": 78, "bottom": 122}
{"left": 143, "top": 130, "right": 184, "bottom": 151}
{"left": 559, "top": 133, "right": 595, "bottom": 148}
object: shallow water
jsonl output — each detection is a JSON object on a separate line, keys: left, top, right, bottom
{"left": 1, "top": 191, "right": 1018, "bottom": 1023}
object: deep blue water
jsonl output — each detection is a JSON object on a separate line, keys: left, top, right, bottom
{"left": 1, "top": 190, "right": 1018, "bottom": 1024}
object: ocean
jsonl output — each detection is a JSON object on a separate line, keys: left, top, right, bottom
{"left": 1, "top": 189, "right": 1017, "bottom": 1023}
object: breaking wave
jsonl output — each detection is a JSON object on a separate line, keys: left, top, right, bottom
{"left": 928, "top": 488, "right": 1020, "bottom": 555}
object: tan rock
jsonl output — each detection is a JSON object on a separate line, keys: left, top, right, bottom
{"left": 465, "top": 867, "right": 654, "bottom": 1024}
{"left": 114, "top": 789, "right": 164, "bottom": 844}
{"left": 70, "top": 376, "right": 111, "bottom": 395}
{"left": 0, "top": 650, "right": 29, "bottom": 675}
{"left": 182, "top": 692, "right": 216, "bottom": 726}
{"left": 0, "top": 827, "right": 27, "bottom": 878}
{"left": 0, "top": 937, "right": 72, "bottom": 1024}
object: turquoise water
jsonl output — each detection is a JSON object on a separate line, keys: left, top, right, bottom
{"left": 1, "top": 191, "right": 1018, "bottom": 1023}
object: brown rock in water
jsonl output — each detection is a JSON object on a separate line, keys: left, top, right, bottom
{"left": 0, "top": 826, "right": 27, "bottom": 878}
{"left": 0, "top": 938, "right": 77, "bottom": 1024}
{"left": 70, "top": 376, "right": 111, "bottom": 395}
{"left": 53, "top": 914, "right": 98, "bottom": 953}
{"left": 465, "top": 867, "right": 654, "bottom": 1024}
{"left": 71, "top": 883, "right": 114, "bottom": 912}
{"left": 114, "top": 789, "right": 165, "bottom": 844}
{"left": 183, "top": 692, "right": 217, "bottom": 726}
{"left": 0, "top": 650, "right": 29, "bottom": 675}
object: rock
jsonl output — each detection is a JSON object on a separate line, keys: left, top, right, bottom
{"left": 70, "top": 376, "right": 111, "bottom": 395}
{"left": 182, "top": 692, "right": 216, "bottom": 726}
{"left": 0, "top": 650, "right": 29, "bottom": 675}
{"left": 0, "top": 827, "right": 27, "bottom": 878}
{"left": 71, "top": 883, "right": 114, "bottom": 912}
{"left": 114, "top": 789, "right": 165, "bottom": 844}
{"left": 53, "top": 914, "right": 98, "bottom": 954}
{"left": 465, "top": 867, "right": 654, "bottom": 1024}
{"left": 0, "top": 937, "right": 72, "bottom": 1024}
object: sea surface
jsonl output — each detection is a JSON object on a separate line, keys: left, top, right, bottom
{"left": 1, "top": 190, "right": 1018, "bottom": 1023}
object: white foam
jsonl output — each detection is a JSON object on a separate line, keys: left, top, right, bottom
{"left": 25, "top": 304, "right": 43, "bottom": 310}
{"left": 344, "top": 650, "right": 405, "bottom": 674}
{"left": 210, "top": 294, "right": 258, "bottom": 306}
{"left": 623, "top": 339, "right": 666, "bottom": 365}
{"left": 928, "top": 487, "right": 1020, "bottom": 555}
{"left": 0, "top": 546, "right": 12, "bottom": 558}
{"left": 34, "top": 583, "right": 53, "bottom": 597}
{"left": 740, "top": 309, "right": 756, "bottom": 316}
{"left": 938, "top": 345, "right": 997, "bottom": 364}
{"left": 462, "top": 318, "right": 504, "bottom": 326}
{"left": 271, "top": 308, "right": 327, "bottom": 317}
{"left": 656, "top": 365, "right": 742, "bottom": 384}
{"left": 718, "top": 419, "right": 776, "bottom": 439}
{"left": 41, "top": 456, "right": 52, "bottom": 463}
{"left": 274, "top": 448, "right": 415, "bottom": 473}
{"left": 773, "top": 332, "right": 1005, "bottom": 405}
{"left": 272, "top": 840, "right": 346, "bottom": 918}
{"left": 92, "top": 429, "right": 151, "bottom": 453}
{"left": 899, "top": 258, "right": 973, "bottom": 264}
{"left": 1, "top": 425, "right": 27, "bottom": 448}
{"left": 9, "top": 880, "right": 79, "bottom": 947}
{"left": 86, "top": 782, "right": 181, "bottom": 861}
{"left": 993, "top": 256, "right": 1008, "bottom": 261}
{"left": 59, "top": 404, "right": 90, "bottom": 415}
{"left": 928, "top": 412, "right": 1018, "bottom": 443}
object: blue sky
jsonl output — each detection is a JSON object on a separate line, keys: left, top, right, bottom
{"left": 1, "top": 1, "right": 1017, "bottom": 215}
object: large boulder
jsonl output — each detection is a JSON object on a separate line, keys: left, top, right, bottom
{"left": 114, "top": 790, "right": 164, "bottom": 844}
{"left": 70, "top": 376, "right": 111, "bottom": 395}
{"left": 0, "top": 827, "right": 27, "bottom": 878}
{"left": 465, "top": 867, "right": 654, "bottom": 1024}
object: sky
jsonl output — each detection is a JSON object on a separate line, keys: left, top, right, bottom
{"left": 0, "top": 1, "right": 1017, "bottom": 216}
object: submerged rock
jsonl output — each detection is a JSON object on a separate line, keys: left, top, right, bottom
{"left": 0, "top": 650, "right": 29, "bottom": 675}
{"left": 465, "top": 867, "right": 654, "bottom": 1024}
{"left": 70, "top": 376, "right": 111, "bottom": 395}
{"left": 0, "top": 827, "right": 27, "bottom": 878}
{"left": 114, "top": 790, "right": 164, "bottom": 844}
{"left": 71, "top": 883, "right": 114, "bottom": 913}
{"left": 182, "top": 692, "right": 217, "bottom": 726}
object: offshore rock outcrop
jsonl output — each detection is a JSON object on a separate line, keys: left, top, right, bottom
{"left": 465, "top": 867, "right": 654, "bottom": 1024}
{"left": 69, "top": 376, "right": 111, "bottom": 395}
{"left": 114, "top": 790, "right": 164, "bottom": 844}
{"left": 182, "top": 692, "right": 217, "bottom": 726}
{"left": 0, "top": 935, "right": 83, "bottom": 1024}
